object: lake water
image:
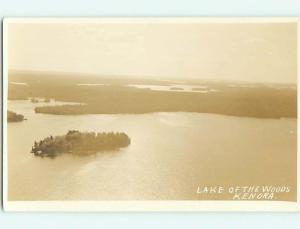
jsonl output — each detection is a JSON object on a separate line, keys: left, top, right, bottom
{"left": 76, "top": 83, "right": 216, "bottom": 93}
{"left": 128, "top": 84, "right": 214, "bottom": 93}
{"left": 7, "top": 100, "right": 297, "bottom": 201}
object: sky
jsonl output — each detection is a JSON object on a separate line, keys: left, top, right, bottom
{"left": 7, "top": 21, "right": 297, "bottom": 83}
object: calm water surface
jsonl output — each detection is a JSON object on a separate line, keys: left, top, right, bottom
{"left": 7, "top": 100, "right": 297, "bottom": 201}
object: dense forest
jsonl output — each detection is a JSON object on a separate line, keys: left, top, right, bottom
{"left": 8, "top": 70, "right": 297, "bottom": 119}
{"left": 31, "top": 130, "right": 131, "bottom": 158}
{"left": 7, "top": 110, "right": 25, "bottom": 122}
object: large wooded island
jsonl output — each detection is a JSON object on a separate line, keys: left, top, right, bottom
{"left": 31, "top": 130, "right": 131, "bottom": 158}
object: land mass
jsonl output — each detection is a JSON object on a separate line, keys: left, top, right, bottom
{"left": 9, "top": 70, "right": 297, "bottom": 119}
{"left": 31, "top": 130, "right": 131, "bottom": 158}
{"left": 170, "top": 87, "right": 184, "bottom": 91}
{"left": 7, "top": 110, "right": 26, "bottom": 122}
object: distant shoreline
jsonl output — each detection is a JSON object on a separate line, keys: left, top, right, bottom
{"left": 8, "top": 71, "right": 297, "bottom": 119}
{"left": 33, "top": 103, "right": 296, "bottom": 119}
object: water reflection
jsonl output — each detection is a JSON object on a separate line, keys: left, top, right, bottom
{"left": 7, "top": 100, "right": 297, "bottom": 201}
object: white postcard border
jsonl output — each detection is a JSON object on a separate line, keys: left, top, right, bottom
{"left": 2, "top": 17, "right": 300, "bottom": 212}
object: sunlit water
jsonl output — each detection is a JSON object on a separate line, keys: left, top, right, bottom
{"left": 7, "top": 100, "right": 297, "bottom": 201}
{"left": 128, "top": 84, "right": 214, "bottom": 93}
{"left": 76, "top": 83, "right": 215, "bottom": 93}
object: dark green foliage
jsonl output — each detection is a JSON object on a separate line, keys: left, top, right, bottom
{"left": 31, "top": 130, "right": 131, "bottom": 158}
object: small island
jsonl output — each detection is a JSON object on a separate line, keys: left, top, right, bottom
{"left": 30, "top": 98, "right": 39, "bottom": 103}
{"left": 7, "top": 110, "right": 26, "bottom": 122}
{"left": 192, "top": 88, "right": 204, "bottom": 91}
{"left": 31, "top": 130, "right": 131, "bottom": 158}
{"left": 170, "top": 87, "right": 184, "bottom": 91}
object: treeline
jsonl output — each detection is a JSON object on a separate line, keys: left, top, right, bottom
{"left": 9, "top": 71, "right": 297, "bottom": 119}
{"left": 33, "top": 85, "right": 297, "bottom": 119}
{"left": 7, "top": 110, "right": 25, "bottom": 122}
{"left": 31, "top": 130, "right": 131, "bottom": 158}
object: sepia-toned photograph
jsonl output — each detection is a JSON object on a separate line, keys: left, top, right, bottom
{"left": 2, "top": 18, "right": 299, "bottom": 211}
